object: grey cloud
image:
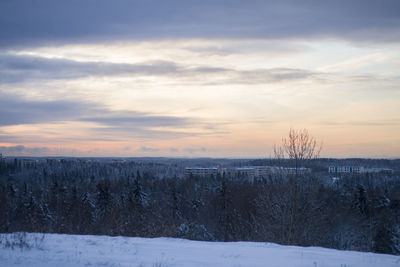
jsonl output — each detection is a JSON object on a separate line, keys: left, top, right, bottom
{"left": 88, "top": 127, "right": 202, "bottom": 140}
{"left": 345, "top": 74, "right": 400, "bottom": 85}
{"left": 87, "top": 124, "right": 222, "bottom": 141}
{"left": 184, "top": 147, "right": 207, "bottom": 154}
{"left": 0, "top": 92, "right": 99, "bottom": 126}
{"left": 0, "top": 54, "right": 179, "bottom": 83}
{"left": 191, "top": 67, "right": 231, "bottom": 73}
{"left": 80, "top": 111, "right": 213, "bottom": 140}
{"left": 138, "top": 146, "right": 160, "bottom": 152}
{"left": 0, "top": 92, "right": 223, "bottom": 141}
{"left": 1, "top": 0, "right": 399, "bottom": 48}
{"left": 184, "top": 42, "right": 309, "bottom": 56}
{"left": 234, "top": 68, "right": 315, "bottom": 84}
{"left": 0, "top": 54, "right": 317, "bottom": 84}
{"left": 189, "top": 67, "right": 317, "bottom": 85}
{"left": 0, "top": 145, "right": 50, "bottom": 155}
{"left": 0, "top": 132, "right": 132, "bottom": 144}
{"left": 81, "top": 113, "right": 190, "bottom": 128}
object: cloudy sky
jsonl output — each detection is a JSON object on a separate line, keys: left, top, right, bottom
{"left": 0, "top": 0, "right": 399, "bottom": 157}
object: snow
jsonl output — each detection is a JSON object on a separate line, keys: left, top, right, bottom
{"left": 1, "top": 233, "right": 399, "bottom": 267}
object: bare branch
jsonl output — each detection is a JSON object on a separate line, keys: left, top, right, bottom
{"left": 274, "top": 128, "right": 322, "bottom": 162}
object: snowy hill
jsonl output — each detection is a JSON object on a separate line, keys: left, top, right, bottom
{"left": 0, "top": 233, "right": 399, "bottom": 267}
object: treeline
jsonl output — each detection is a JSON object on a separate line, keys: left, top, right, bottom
{"left": 0, "top": 164, "right": 399, "bottom": 255}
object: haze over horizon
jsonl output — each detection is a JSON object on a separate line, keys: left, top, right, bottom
{"left": 1, "top": 0, "right": 399, "bottom": 158}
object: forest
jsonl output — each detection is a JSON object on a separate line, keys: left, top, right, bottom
{"left": 0, "top": 157, "right": 399, "bottom": 255}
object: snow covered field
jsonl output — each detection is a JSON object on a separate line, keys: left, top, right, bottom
{"left": 0, "top": 233, "right": 399, "bottom": 267}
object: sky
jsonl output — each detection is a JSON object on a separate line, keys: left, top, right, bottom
{"left": 0, "top": 0, "right": 399, "bottom": 158}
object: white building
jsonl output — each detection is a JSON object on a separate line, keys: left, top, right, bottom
{"left": 185, "top": 166, "right": 312, "bottom": 180}
{"left": 328, "top": 166, "right": 364, "bottom": 173}
{"left": 328, "top": 166, "right": 393, "bottom": 174}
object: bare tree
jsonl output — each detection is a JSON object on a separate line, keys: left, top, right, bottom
{"left": 274, "top": 128, "right": 322, "bottom": 171}
{"left": 274, "top": 128, "right": 322, "bottom": 244}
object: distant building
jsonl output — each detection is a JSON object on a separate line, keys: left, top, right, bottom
{"left": 185, "top": 167, "right": 220, "bottom": 178}
{"left": 328, "top": 166, "right": 364, "bottom": 173}
{"left": 328, "top": 166, "right": 393, "bottom": 174}
{"left": 228, "top": 167, "right": 257, "bottom": 180}
{"left": 22, "top": 159, "right": 37, "bottom": 169}
{"left": 185, "top": 166, "right": 312, "bottom": 180}
{"left": 260, "top": 166, "right": 312, "bottom": 176}
{"left": 112, "top": 159, "right": 126, "bottom": 163}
